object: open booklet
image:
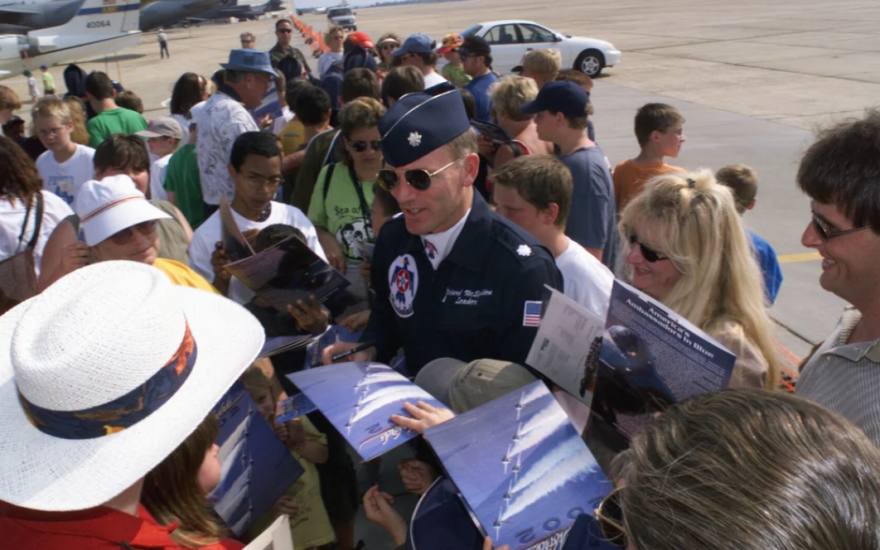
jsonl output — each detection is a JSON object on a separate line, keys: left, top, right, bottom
{"left": 258, "top": 335, "right": 316, "bottom": 359}
{"left": 209, "top": 382, "right": 305, "bottom": 536}
{"left": 286, "top": 362, "right": 444, "bottom": 461}
{"left": 424, "top": 380, "right": 612, "bottom": 550}
{"left": 223, "top": 233, "right": 350, "bottom": 315}
{"left": 527, "top": 281, "right": 736, "bottom": 455}
{"left": 243, "top": 514, "right": 294, "bottom": 550}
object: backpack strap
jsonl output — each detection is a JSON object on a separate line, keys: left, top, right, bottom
{"left": 322, "top": 162, "right": 337, "bottom": 202}
{"left": 26, "top": 192, "right": 44, "bottom": 250}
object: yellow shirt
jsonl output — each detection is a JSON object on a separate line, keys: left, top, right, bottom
{"left": 153, "top": 258, "right": 220, "bottom": 294}
{"left": 280, "top": 118, "right": 306, "bottom": 157}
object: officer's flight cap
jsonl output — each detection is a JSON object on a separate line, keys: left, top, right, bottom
{"left": 378, "top": 90, "right": 470, "bottom": 168}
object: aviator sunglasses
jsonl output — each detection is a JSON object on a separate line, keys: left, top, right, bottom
{"left": 629, "top": 234, "right": 667, "bottom": 263}
{"left": 377, "top": 158, "right": 462, "bottom": 192}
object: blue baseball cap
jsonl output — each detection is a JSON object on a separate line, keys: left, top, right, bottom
{"left": 220, "top": 49, "right": 277, "bottom": 77}
{"left": 379, "top": 89, "right": 470, "bottom": 167}
{"left": 520, "top": 81, "right": 588, "bottom": 118}
{"left": 393, "top": 33, "right": 436, "bottom": 57}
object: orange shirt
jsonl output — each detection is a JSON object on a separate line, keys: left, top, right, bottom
{"left": 612, "top": 160, "right": 685, "bottom": 213}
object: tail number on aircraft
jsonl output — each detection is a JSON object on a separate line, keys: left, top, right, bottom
{"left": 87, "top": 21, "right": 112, "bottom": 28}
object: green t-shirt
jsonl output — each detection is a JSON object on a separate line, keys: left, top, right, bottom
{"left": 307, "top": 162, "right": 375, "bottom": 260}
{"left": 41, "top": 71, "right": 56, "bottom": 91}
{"left": 86, "top": 107, "right": 148, "bottom": 148}
{"left": 163, "top": 144, "right": 204, "bottom": 229}
{"left": 442, "top": 64, "right": 472, "bottom": 87}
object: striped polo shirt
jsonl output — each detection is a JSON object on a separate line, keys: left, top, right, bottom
{"left": 797, "top": 307, "right": 880, "bottom": 447}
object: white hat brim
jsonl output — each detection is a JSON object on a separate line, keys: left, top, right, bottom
{"left": 82, "top": 199, "right": 172, "bottom": 247}
{"left": 0, "top": 285, "right": 265, "bottom": 511}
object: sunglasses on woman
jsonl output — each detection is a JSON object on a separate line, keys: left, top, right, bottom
{"left": 109, "top": 220, "right": 158, "bottom": 246}
{"left": 595, "top": 488, "right": 626, "bottom": 547}
{"left": 349, "top": 140, "right": 382, "bottom": 153}
{"left": 629, "top": 234, "right": 667, "bottom": 263}
{"left": 376, "top": 158, "right": 462, "bottom": 192}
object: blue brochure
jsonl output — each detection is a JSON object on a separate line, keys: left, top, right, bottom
{"left": 287, "top": 362, "right": 444, "bottom": 461}
{"left": 425, "top": 381, "right": 611, "bottom": 550}
{"left": 585, "top": 281, "right": 736, "bottom": 452}
{"left": 209, "top": 382, "right": 305, "bottom": 536}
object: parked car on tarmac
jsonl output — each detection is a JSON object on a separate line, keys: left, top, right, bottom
{"left": 327, "top": 6, "right": 356, "bottom": 30}
{"left": 461, "top": 20, "right": 620, "bottom": 77}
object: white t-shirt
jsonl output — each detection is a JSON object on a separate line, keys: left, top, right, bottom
{"left": 555, "top": 238, "right": 614, "bottom": 318}
{"left": 0, "top": 191, "right": 74, "bottom": 277}
{"left": 188, "top": 201, "right": 327, "bottom": 304}
{"left": 423, "top": 71, "right": 448, "bottom": 89}
{"left": 317, "top": 50, "right": 344, "bottom": 77}
{"left": 150, "top": 154, "right": 172, "bottom": 202}
{"left": 36, "top": 144, "right": 95, "bottom": 206}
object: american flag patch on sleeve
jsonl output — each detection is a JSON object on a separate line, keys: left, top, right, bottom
{"left": 523, "top": 301, "right": 542, "bottom": 327}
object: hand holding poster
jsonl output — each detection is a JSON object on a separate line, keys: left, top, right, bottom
{"left": 287, "top": 362, "right": 444, "bottom": 461}
{"left": 424, "top": 381, "right": 611, "bottom": 550}
{"left": 209, "top": 382, "right": 304, "bottom": 536}
{"left": 223, "top": 234, "right": 350, "bottom": 314}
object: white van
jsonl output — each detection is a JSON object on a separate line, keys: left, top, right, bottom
{"left": 327, "top": 7, "right": 356, "bottom": 31}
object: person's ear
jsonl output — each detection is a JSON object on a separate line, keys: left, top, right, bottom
{"left": 227, "top": 163, "right": 237, "bottom": 179}
{"left": 650, "top": 129, "right": 661, "bottom": 144}
{"left": 461, "top": 152, "right": 480, "bottom": 188}
{"left": 544, "top": 203, "right": 560, "bottom": 226}
{"left": 747, "top": 199, "right": 756, "bottom": 211}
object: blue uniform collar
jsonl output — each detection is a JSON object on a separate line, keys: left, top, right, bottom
{"left": 402, "top": 191, "right": 492, "bottom": 272}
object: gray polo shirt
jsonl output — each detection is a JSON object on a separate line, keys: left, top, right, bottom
{"left": 797, "top": 307, "right": 880, "bottom": 447}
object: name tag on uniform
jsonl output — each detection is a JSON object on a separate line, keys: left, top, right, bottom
{"left": 442, "top": 287, "right": 493, "bottom": 306}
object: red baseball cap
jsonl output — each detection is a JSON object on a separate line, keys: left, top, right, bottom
{"left": 345, "top": 31, "right": 374, "bottom": 49}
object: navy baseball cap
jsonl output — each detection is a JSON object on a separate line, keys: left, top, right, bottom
{"left": 393, "top": 33, "right": 435, "bottom": 56}
{"left": 458, "top": 36, "right": 491, "bottom": 57}
{"left": 520, "top": 81, "right": 588, "bottom": 118}
{"left": 379, "top": 89, "right": 470, "bottom": 167}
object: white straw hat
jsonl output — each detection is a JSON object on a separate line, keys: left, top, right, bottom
{"left": 75, "top": 175, "right": 171, "bottom": 246}
{"left": 0, "top": 261, "right": 265, "bottom": 511}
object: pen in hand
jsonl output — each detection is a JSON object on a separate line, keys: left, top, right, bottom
{"left": 331, "top": 341, "right": 377, "bottom": 362}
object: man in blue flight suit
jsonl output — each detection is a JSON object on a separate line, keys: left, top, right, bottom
{"left": 323, "top": 89, "right": 562, "bottom": 376}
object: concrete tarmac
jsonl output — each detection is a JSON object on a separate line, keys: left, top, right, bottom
{"left": 8, "top": 0, "right": 880, "bottom": 356}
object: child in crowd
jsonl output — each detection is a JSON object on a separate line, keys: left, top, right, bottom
{"left": 63, "top": 96, "right": 90, "bottom": 145}
{"left": 716, "top": 164, "right": 783, "bottom": 304}
{"left": 137, "top": 116, "right": 183, "bottom": 202}
{"left": 493, "top": 154, "right": 614, "bottom": 318}
{"left": 270, "top": 71, "right": 296, "bottom": 137}
{"left": 437, "top": 33, "right": 471, "bottom": 87}
{"left": 141, "top": 415, "right": 244, "bottom": 549}
{"left": 242, "top": 367, "right": 336, "bottom": 550}
{"left": 116, "top": 90, "right": 145, "bottom": 114}
{"left": 40, "top": 64, "right": 56, "bottom": 97}
{"left": 33, "top": 97, "right": 95, "bottom": 205}
{"left": 613, "top": 102, "right": 686, "bottom": 213}
{"left": 24, "top": 70, "right": 41, "bottom": 103}
{"left": 165, "top": 109, "right": 206, "bottom": 229}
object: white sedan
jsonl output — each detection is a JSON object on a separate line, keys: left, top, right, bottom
{"left": 461, "top": 20, "right": 621, "bottom": 77}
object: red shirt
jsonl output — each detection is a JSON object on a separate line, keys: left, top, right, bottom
{"left": 0, "top": 501, "right": 245, "bottom": 550}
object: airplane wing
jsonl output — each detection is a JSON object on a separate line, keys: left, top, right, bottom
{"left": 0, "top": 5, "right": 45, "bottom": 15}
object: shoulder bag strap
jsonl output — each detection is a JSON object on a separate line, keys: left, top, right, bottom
{"left": 347, "top": 163, "right": 373, "bottom": 237}
{"left": 26, "top": 192, "right": 44, "bottom": 250}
